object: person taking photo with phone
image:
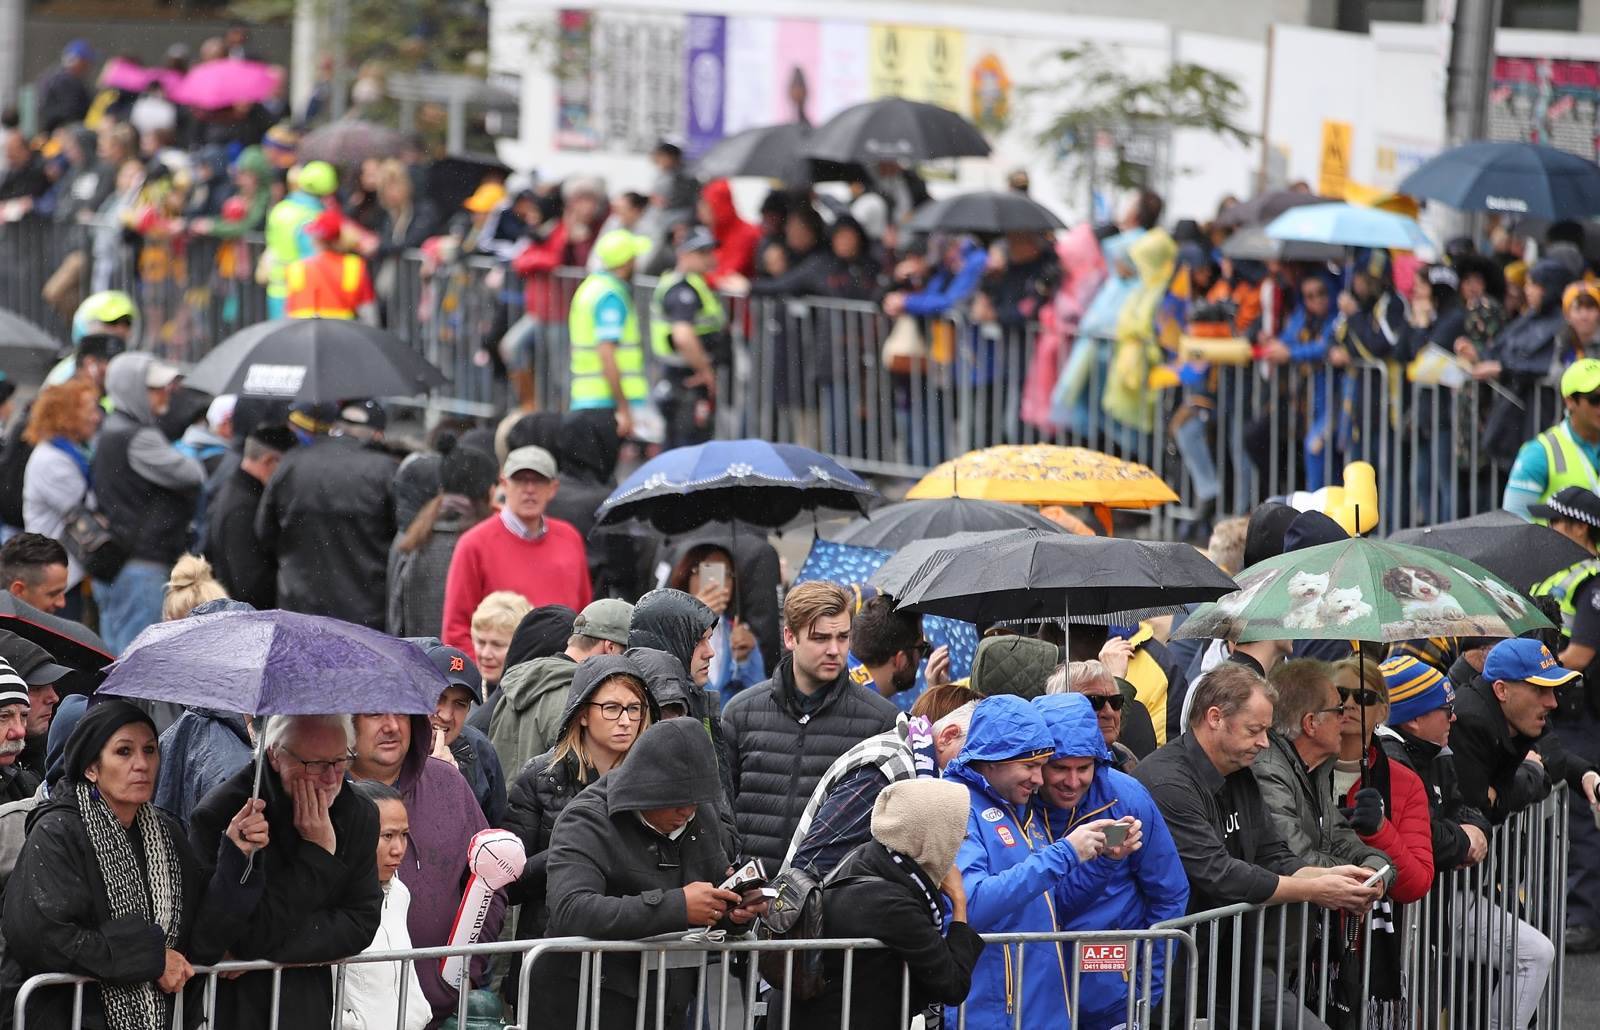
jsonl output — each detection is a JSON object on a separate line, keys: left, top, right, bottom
{"left": 667, "top": 543, "right": 764, "bottom": 709}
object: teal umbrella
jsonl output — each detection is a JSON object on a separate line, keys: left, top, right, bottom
{"left": 1265, "top": 202, "right": 1432, "bottom": 253}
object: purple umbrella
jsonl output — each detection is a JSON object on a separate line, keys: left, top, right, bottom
{"left": 99, "top": 609, "right": 443, "bottom": 716}
{"left": 171, "top": 59, "right": 282, "bottom": 111}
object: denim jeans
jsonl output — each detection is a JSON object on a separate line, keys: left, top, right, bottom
{"left": 93, "top": 559, "right": 169, "bottom": 655}
{"left": 1174, "top": 410, "right": 1221, "bottom": 503}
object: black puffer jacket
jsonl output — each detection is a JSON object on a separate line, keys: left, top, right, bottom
{"left": 721, "top": 656, "right": 900, "bottom": 869}
{"left": 1377, "top": 724, "right": 1489, "bottom": 871}
{"left": 502, "top": 654, "right": 654, "bottom": 942}
{"left": 255, "top": 434, "right": 401, "bottom": 629}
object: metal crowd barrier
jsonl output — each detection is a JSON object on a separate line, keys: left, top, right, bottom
{"left": 0, "top": 215, "right": 1563, "bottom": 534}
{"left": 1151, "top": 790, "right": 1568, "bottom": 1030}
{"left": 13, "top": 927, "right": 1199, "bottom": 1030}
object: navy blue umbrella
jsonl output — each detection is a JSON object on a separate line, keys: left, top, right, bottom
{"left": 1397, "top": 141, "right": 1600, "bottom": 220}
{"left": 594, "top": 439, "right": 878, "bottom": 534}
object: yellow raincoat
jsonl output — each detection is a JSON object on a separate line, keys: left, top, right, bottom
{"left": 1104, "top": 228, "right": 1176, "bottom": 433}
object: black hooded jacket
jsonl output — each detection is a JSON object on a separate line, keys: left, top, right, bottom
{"left": 627, "top": 647, "right": 693, "bottom": 713}
{"left": 721, "top": 656, "right": 901, "bottom": 869}
{"left": 538, "top": 719, "right": 735, "bottom": 1022}
{"left": 1377, "top": 724, "right": 1489, "bottom": 870}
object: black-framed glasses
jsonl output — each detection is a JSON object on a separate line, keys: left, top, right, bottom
{"left": 590, "top": 701, "right": 646, "bottom": 722}
{"left": 1338, "top": 687, "right": 1383, "bottom": 707}
{"left": 1439, "top": 702, "right": 1456, "bottom": 717}
{"left": 908, "top": 640, "right": 932, "bottom": 660}
{"left": 1088, "top": 695, "right": 1126, "bottom": 712}
{"left": 281, "top": 747, "right": 356, "bottom": 776}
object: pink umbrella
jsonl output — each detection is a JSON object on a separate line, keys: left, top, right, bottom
{"left": 101, "top": 57, "right": 157, "bottom": 93}
{"left": 171, "top": 59, "right": 282, "bottom": 111}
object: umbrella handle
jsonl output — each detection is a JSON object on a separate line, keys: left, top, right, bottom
{"left": 240, "top": 743, "right": 266, "bottom": 884}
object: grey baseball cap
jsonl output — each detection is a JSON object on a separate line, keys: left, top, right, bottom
{"left": 573, "top": 598, "right": 634, "bottom": 646}
{"left": 680, "top": 226, "right": 717, "bottom": 253}
{"left": 503, "top": 445, "right": 558, "bottom": 479}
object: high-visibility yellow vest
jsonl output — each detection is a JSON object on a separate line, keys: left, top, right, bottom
{"left": 284, "top": 253, "right": 367, "bottom": 319}
{"left": 1533, "top": 558, "right": 1600, "bottom": 636}
{"left": 1535, "top": 422, "right": 1600, "bottom": 504}
{"left": 568, "top": 271, "right": 647, "bottom": 409}
{"left": 648, "top": 272, "right": 726, "bottom": 366}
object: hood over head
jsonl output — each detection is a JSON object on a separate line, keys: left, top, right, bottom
{"left": 63, "top": 699, "right": 157, "bottom": 786}
{"left": 1056, "top": 222, "right": 1107, "bottom": 283}
{"left": 701, "top": 179, "right": 740, "bottom": 234}
{"left": 104, "top": 351, "right": 159, "bottom": 425}
{"left": 555, "top": 410, "right": 621, "bottom": 484}
{"left": 871, "top": 778, "right": 971, "bottom": 883}
{"left": 625, "top": 647, "right": 692, "bottom": 713}
{"left": 44, "top": 693, "right": 88, "bottom": 787}
{"left": 1531, "top": 258, "right": 1577, "bottom": 314}
{"left": 1244, "top": 501, "right": 1298, "bottom": 569}
{"left": 604, "top": 717, "right": 722, "bottom": 815}
{"left": 945, "top": 695, "right": 1057, "bottom": 783}
{"left": 628, "top": 589, "right": 716, "bottom": 673}
{"left": 505, "top": 604, "right": 578, "bottom": 673}
{"left": 558, "top": 653, "right": 653, "bottom": 740}
{"left": 1033, "top": 693, "right": 1113, "bottom": 764}
{"left": 1283, "top": 510, "right": 1348, "bottom": 552}
{"left": 969, "top": 635, "right": 1059, "bottom": 700}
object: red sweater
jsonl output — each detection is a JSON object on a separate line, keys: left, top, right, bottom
{"left": 441, "top": 513, "right": 592, "bottom": 651}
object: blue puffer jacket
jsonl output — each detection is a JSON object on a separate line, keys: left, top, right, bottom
{"left": 945, "top": 696, "right": 1080, "bottom": 1030}
{"left": 1034, "top": 695, "right": 1191, "bottom": 1029}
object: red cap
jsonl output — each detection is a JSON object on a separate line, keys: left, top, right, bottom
{"left": 306, "top": 209, "right": 343, "bottom": 243}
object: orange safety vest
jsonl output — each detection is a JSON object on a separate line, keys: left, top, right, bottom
{"left": 284, "top": 252, "right": 369, "bottom": 319}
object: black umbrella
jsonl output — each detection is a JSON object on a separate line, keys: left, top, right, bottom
{"left": 0, "top": 594, "right": 114, "bottom": 670}
{"left": 690, "top": 123, "right": 860, "bottom": 186}
{"left": 892, "top": 531, "right": 1238, "bottom": 622}
{"left": 1214, "top": 189, "right": 1333, "bottom": 230}
{"left": 905, "top": 191, "right": 1066, "bottom": 236}
{"left": 837, "top": 499, "right": 1063, "bottom": 551}
{"left": 0, "top": 308, "right": 64, "bottom": 382}
{"left": 183, "top": 319, "right": 447, "bottom": 405}
{"left": 426, "top": 153, "right": 513, "bottom": 215}
{"left": 870, "top": 530, "right": 1041, "bottom": 597}
{"left": 1220, "top": 226, "right": 1346, "bottom": 264}
{"left": 1398, "top": 141, "right": 1600, "bottom": 221}
{"left": 804, "top": 98, "right": 990, "bottom": 165}
{"left": 300, "top": 118, "right": 408, "bottom": 168}
{"left": 1387, "top": 510, "right": 1589, "bottom": 593}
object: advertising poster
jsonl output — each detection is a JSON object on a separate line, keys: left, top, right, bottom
{"left": 815, "top": 20, "right": 870, "bottom": 123}
{"left": 555, "top": 9, "right": 597, "bottom": 151}
{"left": 969, "top": 51, "right": 1012, "bottom": 135}
{"left": 1489, "top": 56, "right": 1600, "bottom": 161}
{"left": 592, "top": 13, "right": 685, "bottom": 153}
{"left": 868, "top": 23, "right": 913, "bottom": 100}
{"left": 772, "top": 19, "right": 821, "bottom": 125}
{"left": 724, "top": 17, "right": 778, "bottom": 134}
{"left": 684, "top": 14, "right": 726, "bottom": 158}
{"left": 869, "top": 25, "right": 965, "bottom": 110}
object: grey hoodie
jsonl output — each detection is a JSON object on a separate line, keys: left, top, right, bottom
{"left": 102, "top": 353, "right": 205, "bottom": 493}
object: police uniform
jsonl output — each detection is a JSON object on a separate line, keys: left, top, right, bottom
{"left": 649, "top": 266, "right": 726, "bottom": 448}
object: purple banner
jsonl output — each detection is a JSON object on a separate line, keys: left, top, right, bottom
{"left": 684, "top": 14, "right": 726, "bottom": 159}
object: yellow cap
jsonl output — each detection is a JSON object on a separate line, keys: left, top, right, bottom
{"left": 594, "top": 230, "right": 651, "bottom": 270}
{"left": 463, "top": 180, "right": 507, "bottom": 214}
{"left": 1562, "top": 358, "right": 1600, "bottom": 397}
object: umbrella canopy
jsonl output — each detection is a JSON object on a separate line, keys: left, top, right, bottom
{"left": 891, "top": 532, "right": 1238, "bottom": 623}
{"left": 1397, "top": 141, "right": 1600, "bottom": 221}
{"left": 0, "top": 594, "right": 113, "bottom": 670}
{"left": 1173, "top": 538, "right": 1552, "bottom": 644}
{"left": 870, "top": 529, "right": 1040, "bottom": 597}
{"left": 171, "top": 59, "right": 282, "bottom": 111}
{"left": 905, "top": 444, "right": 1178, "bottom": 509}
{"left": 1215, "top": 189, "right": 1334, "bottom": 229}
{"left": 1220, "top": 226, "right": 1346, "bottom": 264}
{"left": 1265, "top": 202, "right": 1432, "bottom": 252}
{"left": 905, "top": 191, "right": 1066, "bottom": 236}
{"left": 425, "top": 154, "right": 513, "bottom": 214}
{"left": 100, "top": 610, "right": 444, "bottom": 715}
{"left": 184, "top": 318, "right": 446, "bottom": 405}
{"left": 804, "top": 98, "right": 990, "bottom": 165}
{"left": 0, "top": 308, "right": 64, "bottom": 381}
{"left": 300, "top": 119, "right": 410, "bottom": 168}
{"left": 835, "top": 497, "right": 1065, "bottom": 550}
{"left": 595, "top": 439, "right": 878, "bottom": 534}
{"left": 690, "top": 123, "right": 849, "bottom": 185}
{"left": 100, "top": 58, "right": 182, "bottom": 97}
{"left": 1387, "top": 510, "right": 1590, "bottom": 593}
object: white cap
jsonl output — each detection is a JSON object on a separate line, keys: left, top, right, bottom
{"left": 206, "top": 393, "right": 237, "bottom": 432}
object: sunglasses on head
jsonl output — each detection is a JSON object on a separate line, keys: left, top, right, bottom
{"left": 1089, "top": 694, "right": 1126, "bottom": 712}
{"left": 1338, "top": 686, "right": 1383, "bottom": 707}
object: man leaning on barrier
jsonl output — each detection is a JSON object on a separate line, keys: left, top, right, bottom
{"left": 1133, "top": 664, "right": 1382, "bottom": 1030}
{"left": 187, "top": 713, "right": 383, "bottom": 1030}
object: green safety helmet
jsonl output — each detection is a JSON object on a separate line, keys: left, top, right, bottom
{"left": 298, "top": 160, "right": 339, "bottom": 197}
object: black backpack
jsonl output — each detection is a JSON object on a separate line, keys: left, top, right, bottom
{"left": 756, "top": 864, "right": 875, "bottom": 1002}
{"left": 0, "top": 412, "right": 33, "bottom": 528}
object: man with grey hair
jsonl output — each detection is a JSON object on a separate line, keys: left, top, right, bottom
{"left": 1253, "top": 660, "right": 1392, "bottom": 879}
{"left": 1062, "top": 659, "right": 1139, "bottom": 771}
{"left": 187, "top": 713, "right": 383, "bottom": 1030}
{"left": 1134, "top": 663, "right": 1382, "bottom": 1029}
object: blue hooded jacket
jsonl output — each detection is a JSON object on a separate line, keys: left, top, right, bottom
{"left": 944, "top": 695, "right": 1079, "bottom": 1030}
{"left": 1034, "top": 694, "right": 1190, "bottom": 1028}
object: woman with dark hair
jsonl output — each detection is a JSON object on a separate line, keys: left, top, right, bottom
{"left": 1, "top": 699, "right": 266, "bottom": 1029}
{"left": 387, "top": 436, "right": 500, "bottom": 638}
{"left": 336, "top": 780, "right": 429, "bottom": 1030}
{"left": 667, "top": 543, "right": 764, "bottom": 708}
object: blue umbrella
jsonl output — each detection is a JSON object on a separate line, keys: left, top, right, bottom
{"left": 1397, "top": 141, "right": 1600, "bottom": 221}
{"left": 594, "top": 439, "right": 879, "bottom": 534}
{"left": 100, "top": 609, "right": 444, "bottom": 716}
{"left": 1265, "top": 202, "right": 1432, "bottom": 252}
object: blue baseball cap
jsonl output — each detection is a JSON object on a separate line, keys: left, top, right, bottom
{"left": 63, "top": 40, "right": 95, "bottom": 63}
{"left": 1482, "top": 638, "right": 1579, "bottom": 689}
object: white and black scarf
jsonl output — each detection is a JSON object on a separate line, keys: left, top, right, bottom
{"left": 75, "top": 782, "right": 185, "bottom": 1030}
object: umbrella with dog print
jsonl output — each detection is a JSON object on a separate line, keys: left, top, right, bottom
{"left": 1173, "top": 538, "right": 1552, "bottom": 645}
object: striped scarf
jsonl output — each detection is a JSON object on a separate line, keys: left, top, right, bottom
{"left": 75, "top": 782, "right": 184, "bottom": 1030}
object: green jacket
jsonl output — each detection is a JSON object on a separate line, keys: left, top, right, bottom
{"left": 488, "top": 654, "right": 578, "bottom": 778}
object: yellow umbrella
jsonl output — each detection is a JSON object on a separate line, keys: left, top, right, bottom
{"left": 906, "top": 445, "right": 1179, "bottom": 509}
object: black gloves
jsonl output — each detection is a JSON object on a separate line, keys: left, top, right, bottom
{"left": 1341, "top": 787, "right": 1385, "bottom": 836}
